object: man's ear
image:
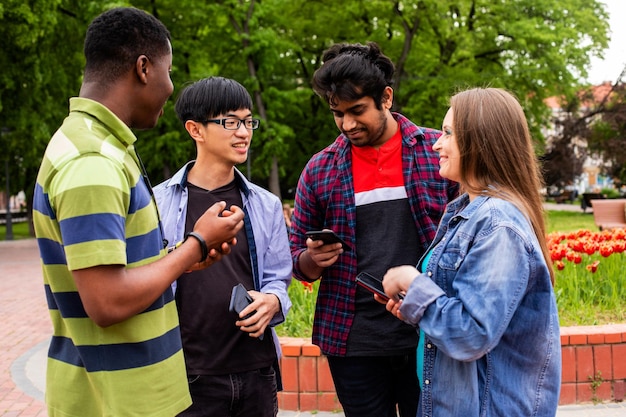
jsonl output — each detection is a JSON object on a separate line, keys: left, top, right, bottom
{"left": 135, "top": 55, "right": 150, "bottom": 84}
{"left": 185, "top": 120, "right": 205, "bottom": 143}
{"left": 382, "top": 86, "right": 394, "bottom": 110}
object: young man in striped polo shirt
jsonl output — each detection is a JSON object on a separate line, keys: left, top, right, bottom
{"left": 33, "top": 8, "right": 244, "bottom": 417}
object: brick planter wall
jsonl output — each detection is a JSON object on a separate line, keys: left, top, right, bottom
{"left": 278, "top": 324, "right": 626, "bottom": 412}
{"left": 560, "top": 324, "right": 626, "bottom": 404}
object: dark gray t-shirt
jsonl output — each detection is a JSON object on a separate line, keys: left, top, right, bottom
{"left": 176, "top": 180, "right": 275, "bottom": 374}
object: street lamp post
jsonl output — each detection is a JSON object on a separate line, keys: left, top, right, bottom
{"left": 1, "top": 127, "right": 13, "bottom": 240}
{"left": 4, "top": 158, "right": 13, "bottom": 240}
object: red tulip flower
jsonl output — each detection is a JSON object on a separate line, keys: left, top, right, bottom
{"left": 586, "top": 260, "right": 600, "bottom": 273}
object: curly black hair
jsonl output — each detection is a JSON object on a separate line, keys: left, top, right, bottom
{"left": 312, "top": 42, "right": 395, "bottom": 109}
{"left": 83, "top": 7, "right": 171, "bottom": 84}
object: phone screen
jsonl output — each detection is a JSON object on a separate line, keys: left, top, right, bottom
{"left": 356, "top": 272, "right": 389, "bottom": 300}
{"left": 305, "top": 230, "right": 351, "bottom": 251}
{"left": 355, "top": 272, "right": 404, "bottom": 301}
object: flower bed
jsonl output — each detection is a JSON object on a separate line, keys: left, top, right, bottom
{"left": 548, "top": 228, "right": 626, "bottom": 325}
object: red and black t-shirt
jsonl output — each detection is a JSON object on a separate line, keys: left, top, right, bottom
{"left": 347, "top": 128, "right": 421, "bottom": 355}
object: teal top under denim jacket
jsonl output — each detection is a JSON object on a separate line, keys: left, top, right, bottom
{"left": 400, "top": 193, "right": 561, "bottom": 417}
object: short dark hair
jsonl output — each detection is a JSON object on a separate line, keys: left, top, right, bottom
{"left": 311, "top": 42, "right": 395, "bottom": 109}
{"left": 174, "top": 77, "right": 253, "bottom": 123}
{"left": 83, "top": 7, "right": 171, "bottom": 84}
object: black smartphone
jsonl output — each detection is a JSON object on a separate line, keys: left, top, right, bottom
{"left": 355, "top": 271, "right": 403, "bottom": 301}
{"left": 228, "top": 283, "right": 255, "bottom": 319}
{"left": 228, "top": 283, "right": 264, "bottom": 340}
{"left": 305, "top": 230, "right": 351, "bottom": 251}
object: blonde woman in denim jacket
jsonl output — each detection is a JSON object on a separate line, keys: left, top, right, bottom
{"left": 381, "top": 88, "right": 561, "bottom": 417}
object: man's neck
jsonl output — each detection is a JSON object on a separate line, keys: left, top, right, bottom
{"left": 187, "top": 158, "right": 235, "bottom": 191}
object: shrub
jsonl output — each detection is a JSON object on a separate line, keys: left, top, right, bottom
{"left": 275, "top": 280, "right": 318, "bottom": 338}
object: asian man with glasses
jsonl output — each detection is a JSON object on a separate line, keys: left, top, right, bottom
{"left": 153, "top": 76, "right": 292, "bottom": 417}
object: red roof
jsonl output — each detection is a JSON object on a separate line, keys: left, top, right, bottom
{"left": 545, "top": 82, "right": 615, "bottom": 110}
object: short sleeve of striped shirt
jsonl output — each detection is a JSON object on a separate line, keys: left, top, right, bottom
{"left": 50, "top": 154, "right": 130, "bottom": 270}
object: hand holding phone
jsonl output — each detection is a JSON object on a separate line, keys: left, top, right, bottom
{"left": 228, "top": 283, "right": 264, "bottom": 340}
{"left": 356, "top": 271, "right": 404, "bottom": 302}
{"left": 305, "top": 230, "right": 351, "bottom": 251}
{"left": 229, "top": 283, "right": 255, "bottom": 319}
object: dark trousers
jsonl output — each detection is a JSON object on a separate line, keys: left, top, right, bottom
{"left": 177, "top": 367, "right": 278, "bottom": 417}
{"left": 327, "top": 353, "right": 419, "bottom": 417}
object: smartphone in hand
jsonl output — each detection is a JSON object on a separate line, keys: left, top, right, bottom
{"left": 356, "top": 271, "right": 403, "bottom": 301}
{"left": 229, "top": 283, "right": 264, "bottom": 340}
{"left": 229, "top": 283, "right": 255, "bottom": 319}
{"left": 305, "top": 230, "right": 351, "bottom": 251}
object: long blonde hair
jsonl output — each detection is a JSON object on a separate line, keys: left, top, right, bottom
{"left": 450, "top": 88, "right": 555, "bottom": 284}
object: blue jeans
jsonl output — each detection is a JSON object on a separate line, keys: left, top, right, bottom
{"left": 327, "top": 353, "right": 419, "bottom": 417}
{"left": 177, "top": 367, "right": 278, "bottom": 417}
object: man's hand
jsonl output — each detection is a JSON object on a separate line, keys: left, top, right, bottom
{"left": 235, "top": 291, "right": 280, "bottom": 338}
{"left": 193, "top": 201, "right": 244, "bottom": 251}
{"left": 305, "top": 237, "right": 344, "bottom": 268}
{"left": 185, "top": 239, "right": 237, "bottom": 272}
{"left": 296, "top": 234, "right": 344, "bottom": 280}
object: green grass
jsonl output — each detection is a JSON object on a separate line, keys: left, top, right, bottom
{"left": 0, "top": 221, "right": 31, "bottom": 240}
{"left": 545, "top": 210, "right": 596, "bottom": 233}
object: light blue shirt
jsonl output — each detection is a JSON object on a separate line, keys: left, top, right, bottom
{"left": 153, "top": 161, "right": 292, "bottom": 332}
{"left": 400, "top": 194, "right": 561, "bottom": 417}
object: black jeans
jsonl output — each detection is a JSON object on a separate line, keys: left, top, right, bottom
{"left": 177, "top": 367, "right": 278, "bottom": 417}
{"left": 327, "top": 353, "right": 419, "bottom": 417}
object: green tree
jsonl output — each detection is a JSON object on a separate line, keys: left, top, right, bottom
{"left": 0, "top": 0, "right": 612, "bottom": 236}
{"left": 587, "top": 81, "right": 626, "bottom": 187}
{"left": 0, "top": 0, "right": 89, "bottom": 235}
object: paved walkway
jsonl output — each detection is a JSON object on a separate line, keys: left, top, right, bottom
{"left": 543, "top": 202, "right": 589, "bottom": 212}
{"left": 1, "top": 238, "right": 625, "bottom": 417}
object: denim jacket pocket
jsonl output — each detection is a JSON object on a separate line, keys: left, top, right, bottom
{"left": 435, "top": 243, "right": 467, "bottom": 292}
{"left": 437, "top": 248, "right": 464, "bottom": 271}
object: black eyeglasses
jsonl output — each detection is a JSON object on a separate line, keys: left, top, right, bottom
{"left": 201, "top": 117, "right": 260, "bottom": 130}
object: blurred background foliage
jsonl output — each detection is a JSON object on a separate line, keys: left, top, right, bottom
{"left": 0, "top": 0, "right": 613, "bottom": 220}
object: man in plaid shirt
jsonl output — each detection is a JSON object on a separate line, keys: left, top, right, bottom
{"left": 289, "top": 42, "right": 458, "bottom": 417}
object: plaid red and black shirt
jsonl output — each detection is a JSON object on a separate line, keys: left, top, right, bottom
{"left": 290, "top": 112, "right": 459, "bottom": 356}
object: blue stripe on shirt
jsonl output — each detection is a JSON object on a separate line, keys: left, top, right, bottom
{"left": 126, "top": 227, "right": 163, "bottom": 264}
{"left": 129, "top": 180, "right": 152, "bottom": 214}
{"left": 37, "top": 238, "right": 67, "bottom": 265}
{"left": 45, "top": 285, "right": 175, "bottom": 317}
{"left": 33, "top": 183, "right": 56, "bottom": 219}
{"left": 59, "top": 213, "right": 125, "bottom": 245}
{"left": 48, "top": 326, "right": 182, "bottom": 371}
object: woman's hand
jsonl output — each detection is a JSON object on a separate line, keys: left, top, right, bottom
{"left": 382, "top": 265, "right": 419, "bottom": 320}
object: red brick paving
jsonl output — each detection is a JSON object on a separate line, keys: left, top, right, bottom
{"left": 0, "top": 239, "right": 49, "bottom": 417}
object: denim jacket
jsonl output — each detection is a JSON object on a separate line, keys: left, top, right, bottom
{"left": 399, "top": 194, "right": 561, "bottom": 417}
{"left": 153, "top": 162, "right": 292, "bottom": 334}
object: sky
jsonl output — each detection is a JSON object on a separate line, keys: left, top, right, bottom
{"left": 586, "top": 0, "right": 626, "bottom": 84}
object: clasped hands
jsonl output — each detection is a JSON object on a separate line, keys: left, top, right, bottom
{"left": 186, "top": 201, "right": 245, "bottom": 271}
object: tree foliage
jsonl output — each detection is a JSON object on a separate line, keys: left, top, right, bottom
{"left": 541, "top": 73, "right": 626, "bottom": 190}
{"left": 587, "top": 83, "right": 626, "bottom": 186}
{"left": 0, "top": 0, "right": 612, "bottom": 216}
